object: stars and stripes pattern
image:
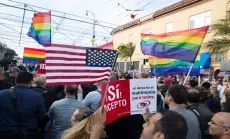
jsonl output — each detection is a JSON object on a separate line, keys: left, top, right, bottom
{"left": 45, "top": 44, "right": 118, "bottom": 86}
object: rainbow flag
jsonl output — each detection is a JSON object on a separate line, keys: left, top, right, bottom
{"left": 27, "top": 11, "right": 51, "bottom": 45}
{"left": 141, "top": 26, "right": 209, "bottom": 63}
{"left": 96, "top": 42, "right": 114, "bottom": 50}
{"left": 23, "top": 47, "right": 45, "bottom": 64}
{"left": 149, "top": 55, "right": 200, "bottom": 76}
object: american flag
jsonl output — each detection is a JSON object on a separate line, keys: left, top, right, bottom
{"left": 45, "top": 44, "right": 118, "bottom": 86}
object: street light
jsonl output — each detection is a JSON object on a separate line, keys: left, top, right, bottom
{"left": 86, "top": 10, "right": 96, "bottom": 47}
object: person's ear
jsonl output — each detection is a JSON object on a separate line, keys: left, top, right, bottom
{"left": 28, "top": 81, "right": 33, "bottom": 87}
{"left": 64, "top": 85, "right": 67, "bottom": 94}
{"left": 223, "top": 128, "right": 230, "bottom": 135}
{"left": 168, "top": 95, "right": 173, "bottom": 101}
{"left": 153, "top": 132, "right": 165, "bottom": 139}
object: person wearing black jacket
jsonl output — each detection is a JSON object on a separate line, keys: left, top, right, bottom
{"left": 4, "top": 67, "right": 20, "bottom": 85}
{"left": 205, "top": 89, "right": 221, "bottom": 114}
{"left": 32, "top": 75, "right": 57, "bottom": 112}
{"left": 224, "top": 96, "right": 230, "bottom": 112}
{"left": 0, "top": 67, "right": 13, "bottom": 90}
{"left": 187, "top": 88, "right": 213, "bottom": 139}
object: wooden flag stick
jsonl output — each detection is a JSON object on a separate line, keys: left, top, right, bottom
{"left": 183, "top": 63, "right": 194, "bottom": 85}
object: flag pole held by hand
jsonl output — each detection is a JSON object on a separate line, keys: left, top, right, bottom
{"left": 101, "top": 52, "right": 118, "bottom": 113}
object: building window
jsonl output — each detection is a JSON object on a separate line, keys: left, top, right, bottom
{"left": 143, "top": 59, "right": 149, "bottom": 65}
{"left": 118, "top": 62, "right": 125, "bottom": 72}
{"left": 204, "top": 16, "right": 211, "bottom": 26}
{"left": 133, "top": 61, "right": 139, "bottom": 71}
{"left": 128, "top": 34, "right": 133, "bottom": 43}
{"left": 189, "top": 11, "right": 211, "bottom": 29}
{"left": 204, "top": 16, "right": 211, "bottom": 32}
{"left": 215, "top": 53, "right": 225, "bottom": 62}
{"left": 166, "top": 22, "right": 173, "bottom": 33}
{"left": 126, "top": 62, "right": 132, "bottom": 71}
{"left": 190, "top": 20, "right": 195, "bottom": 29}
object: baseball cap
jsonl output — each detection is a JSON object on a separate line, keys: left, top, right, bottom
{"left": 8, "top": 67, "right": 21, "bottom": 73}
{"left": 164, "top": 77, "right": 172, "bottom": 84}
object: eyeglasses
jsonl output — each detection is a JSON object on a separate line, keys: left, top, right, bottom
{"left": 209, "top": 120, "right": 230, "bottom": 128}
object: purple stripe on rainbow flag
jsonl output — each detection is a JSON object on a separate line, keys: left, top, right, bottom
{"left": 142, "top": 43, "right": 198, "bottom": 62}
{"left": 141, "top": 26, "right": 209, "bottom": 63}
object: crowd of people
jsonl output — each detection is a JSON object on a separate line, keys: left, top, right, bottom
{"left": 0, "top": 65, "right": 230, "bottom": 139}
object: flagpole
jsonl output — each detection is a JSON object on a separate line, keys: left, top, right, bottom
{"left": 183, "top": 63, "right": 194, "bottom": 85}
{"left": 102, "top": 52, "right": 118, "bottom": 112}
{"left": 154, "top": 58, "right": 156, "bottom": 76}
{"left": 117, "top": 64, "right": 120, "bottom": 79}
{"left": 183, "top": 38, "right": 202, "bottom": 85}
{"left": 50, "top": 11, "right": 52, "bottom": 45}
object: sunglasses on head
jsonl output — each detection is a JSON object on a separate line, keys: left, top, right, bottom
{"left": 80, "top": 111, "right": 94, "bottom": 122}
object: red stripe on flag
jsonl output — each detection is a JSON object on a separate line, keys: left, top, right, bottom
{"left": 46, "top": 74, "right": 110, "bottom": 79}
{"left": 46, "top": 63, "right": 86, "bottom": 66}
{"left": 46, "top": 57, "right": 86, "bottom": 61}
{"left": 46, "top": 78, "right": 109, "bottom": 86}
{"left": 45, "top": 44, "right": 116, "bottom": 86}
{"left": 46, "top": 69, "right": 111, "bottom": 73}
{"left": 46, "top": 50, "right": 86, "bottom": 56}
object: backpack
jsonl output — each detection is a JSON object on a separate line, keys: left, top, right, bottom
{"left": 189, "top": 104, "right": 212, "bottom": 139}
{"left": 42, "top": 89, "right": 57, "bottom": 112}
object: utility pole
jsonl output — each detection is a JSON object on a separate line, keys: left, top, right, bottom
{"left": 19, "top": 4, "right": 27, "bottom": 47}
{"left": 86, "top": 10, "right": 95, "bottom": 47}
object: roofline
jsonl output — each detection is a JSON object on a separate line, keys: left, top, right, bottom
{"left": 111, "top": 0, "right": 210, "bottom": 35}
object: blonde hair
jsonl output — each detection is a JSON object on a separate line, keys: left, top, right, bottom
{"left": 62, "top": 109, "right": 106, "bottom": 139}
{"left": 224, "top": 88, "right": 230, "bottom": 97}
{"left": 73, "top": 107, "right": 91, "bottom": 123}
{"left": 62, "top": 117, "right": 94, "bottom": 139}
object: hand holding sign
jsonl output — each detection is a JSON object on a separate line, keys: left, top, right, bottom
{"left": 93, "top": 107, "right": 106, "bottom": 127}
{"left": 142, "top": 107, "right": 153, "bottom": 122}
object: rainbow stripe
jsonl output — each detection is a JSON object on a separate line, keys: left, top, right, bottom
{"left": 96, "top": 42, "right": 114, "bottom": 50}
{"left": 23, "top": 47, "right": 45, "bottom": 64}
{"left": 149, "top": 56, "right": 200, "bottom": 76}
{"left": 27, "top": 11, "right": 51, "bottom": 45}
{"left": 141, "top": 26, "right": 209, "bottom": 63}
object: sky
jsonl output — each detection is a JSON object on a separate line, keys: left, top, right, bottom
{"left": 0, "top": 0, "right": 182, "bottom": 57}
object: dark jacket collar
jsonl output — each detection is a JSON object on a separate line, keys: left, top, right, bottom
{"left": 14, "top": 85, "right": 29, "bottom": 89}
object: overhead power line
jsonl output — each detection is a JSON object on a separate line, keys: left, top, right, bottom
{"left": 0, "top": 2, "right": 117, "bottom": 29}
{"left": 95, "top": 0, "right": 112, "bottom": 13}
{"left": 8, "top": 0, "right": 119, "bottom": 27}
{"left": 0, "top": 14, "right": 111, "bottom": 35}
{"left": 125, "top": 2, "right": 152, "bottom": 17}
{"left": 117, "top": 0, "right": 145, "bottom": 16}
{"left": 0, "top": 1, "right": 114, "bottom": 49}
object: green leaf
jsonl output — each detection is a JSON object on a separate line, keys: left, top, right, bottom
{"left": 204, "top": 16, "right": 230, "bottom": 54}
{"left": 117, "top": 43, "right": 135, "bottom": 61}
{"left": 203, "top": 37, "right": 230, "bottom": 54}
